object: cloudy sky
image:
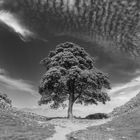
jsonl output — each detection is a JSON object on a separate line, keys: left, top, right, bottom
{"left": 0, "top": 10, "right": 140, "bottom": 117}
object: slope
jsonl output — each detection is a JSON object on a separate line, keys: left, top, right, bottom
{"left": 67, "top": 92, "right": 140, "bottom": 140}
{"left": 110, "top": 92, "right": 140, "bottom": 117}
{"left": 0, "top": 92, "right": 55, "bottom": 140}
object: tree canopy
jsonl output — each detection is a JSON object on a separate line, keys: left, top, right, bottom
{"left": 38, "top": 42, "right": 111, "bottom": 118}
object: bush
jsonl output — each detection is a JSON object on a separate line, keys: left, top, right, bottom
{"left": 85, "top": 113, "right": 109, "bottom": 120}
{"left": 0, "top": 92, "right": 12, "bottom": 105}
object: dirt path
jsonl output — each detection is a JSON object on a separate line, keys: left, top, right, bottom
{"left": 45, "top": 118, "right": 112, "bottom": 140}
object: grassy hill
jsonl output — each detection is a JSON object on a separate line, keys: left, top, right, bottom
{"left": 110, "top": 92, "right": 140, "bottom": 117}
{"left": 0, "top": 92, "right": 55, "bottom": 140}
{"left": 1, "top": 91, "right": 140, "bottom": 140}
{"left": 68, "top": 92, "right": 140, "bottom": 140}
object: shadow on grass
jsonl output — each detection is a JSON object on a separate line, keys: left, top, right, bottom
{"left": 47, "top": 116, "right": 68, "bottom": 120}
{"left": 47, "top": 113, "right": 109, "bottom": 120}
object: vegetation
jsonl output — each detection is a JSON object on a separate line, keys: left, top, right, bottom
{"left": 0, "top": 90, "right": 55, "bottom": 140}
{"left": 68, "top": 92, "right": 140, "bottom": 140}
{"left": 0, "top": 109, "right": 55, "bottom": 140}
{"left": 110, "top": 92, "right": 140, "bottom": 117}
{"left": 38, "top": 42, "right": 111, "bottom": 119}
{"left": 85, "top": 113, "right": 109, "bottom": 120}
{"left": 0, "top": 92, "right": 12, "bottom": 105}
{"left": 0, "top": 91, "right": 55, "bottom": 140}
{"left": 68, "top": 106, "right": 140, "bottom": 140}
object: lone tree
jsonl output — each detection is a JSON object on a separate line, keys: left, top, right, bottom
{"left": 38, "top": 42, "right": 111, "bottom": 119}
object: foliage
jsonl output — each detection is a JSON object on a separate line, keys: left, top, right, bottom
{"left": 0, "top": 92, "right": 12, "bottom": 105}
{"left": 38, "top": 42, "right": 111, "bottom": 117}
{"left": 85, "top": 113, "right": 109, "bottom": 120}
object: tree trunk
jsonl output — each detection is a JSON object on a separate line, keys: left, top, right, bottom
{"left": 67, "top": 93, "right": 74, "bottom": 119}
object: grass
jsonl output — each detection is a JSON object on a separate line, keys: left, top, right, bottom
{"left": 68, "top": 107, "right": 140, "bottom": 140}
{"left": 1, "top": 98, "right": 140, "bottom": 140}
{"left": 0, "top": 109, "right": 55, "bottom": 140}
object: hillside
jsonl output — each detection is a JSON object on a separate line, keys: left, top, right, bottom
{"left": 68, "top": 106, "right": 140, "bottom": 140}
{"left": 0, "top": 92, "right": 112, "bottom": 140}
{"left": 1, "top": 91, "right": 140, "bottom": 140}
{"left": 110, "top": 92, "right": 140, "bottom": 117}
{"left": 67, "top": 92, "right": 140, "bottom": 140}
{"left": 0, "top": 92, "right": 55, "bottom": 140}
{"left": 0, "top": 92, "right": 48, "bottom": 121}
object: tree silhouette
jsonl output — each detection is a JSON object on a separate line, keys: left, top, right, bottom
{"left": 38, "top": 42, "right": 111, "bottom": 118}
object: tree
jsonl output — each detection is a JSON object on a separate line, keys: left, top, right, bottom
{"left": 38, "top": 42, "right": 111, "bottom": 119}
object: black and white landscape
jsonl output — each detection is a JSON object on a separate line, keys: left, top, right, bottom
{"left": 0, "top": 0, "right": 140, "bottom": 140}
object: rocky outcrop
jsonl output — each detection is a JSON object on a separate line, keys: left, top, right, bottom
{"left": 110, "top": 92, "right": 140, "bottom": 117}
{"left": 0, "top": 92, "right": 12, "bottom": 110}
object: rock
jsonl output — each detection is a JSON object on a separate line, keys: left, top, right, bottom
{"left": 0, "top": 92, "right": 12, "bottom": 110}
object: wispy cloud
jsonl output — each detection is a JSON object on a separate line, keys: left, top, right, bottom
{"left": 110, "top": 75, "right": 140, "bottom": 97}
{"left": 0, "top": 68, "right": 38, "bottom": 97}
{"left": 0, "top": 10, "right": 34, "bottom": 41}
{"left": 105, "top": 74, "right": 140, "bottom": 110}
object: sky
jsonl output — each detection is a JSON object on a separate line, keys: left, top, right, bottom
{"left": 0, "top": 9, "right": 140, "bottom": 117}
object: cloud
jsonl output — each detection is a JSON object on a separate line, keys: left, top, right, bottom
{"left": 0, "top": 68, "right": 38, "bottom": 97}
{"left": 109, "top": 75, "right": 140, "bottom": 97}
{"left": 74, "top": 41, "right": 140, "bottom": 85}
{"left": 100, "top": 74, "right": 140, "bottom": 111}
{"left": 0, "top": 10, "right": 34, "bottom": 41}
